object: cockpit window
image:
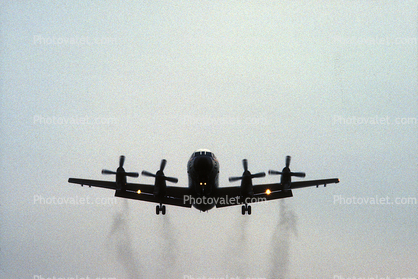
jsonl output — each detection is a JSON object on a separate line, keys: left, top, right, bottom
{"left": 193, "top": 151, "right": 213, "bottom": 157}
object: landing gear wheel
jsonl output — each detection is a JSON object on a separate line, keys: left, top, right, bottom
{"left": 242, "top": 204, "right": 251, "bottom": 215}
{"left": 156, "top": 204, "right": 166, "bottom": 215}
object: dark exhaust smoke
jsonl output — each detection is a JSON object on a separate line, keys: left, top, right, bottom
{"left": 158, "top": 215, "right": 177, "bottom": 276}
{"left": 269, "top": 200, "right": 297, "bottom": 278}
{"left": 107, "top": 200, "right": 141, "bottom": 279}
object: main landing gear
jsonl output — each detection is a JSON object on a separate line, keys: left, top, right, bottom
{"left": 156, "top": 203, "right": 166, "bottom": 215}
{"left": 242, "top": 204, "right": 251, "bottom": 215}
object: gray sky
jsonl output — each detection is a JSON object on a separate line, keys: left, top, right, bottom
{"left": 1, "top": 1, "right": 417, "bottom": 278}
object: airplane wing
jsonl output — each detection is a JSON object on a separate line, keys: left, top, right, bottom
{"left": 68, "top": 178, "right": 117, "bottom": 190}
{"left": 114, "top": 189, "right": 192, "bottom": 208}
{"left": 289, "top": 178, "right": 340, "bottom": 189}
{"left": 250, "top": 178, "right": 340, "bottom": 193}
{"left": 215, "top": 186, "right": 240, "bottom": 198}
{"left": 68, "top": 178, "right": 155, "bottom": 193}
{"left": 215, "top": 186, "right": 293, "bottom": 208}
{"left": 68, "top": 178, "right": 191, "bottom": 208}
{"left": 215, "top": 178, "right": 339, "bottom": 208}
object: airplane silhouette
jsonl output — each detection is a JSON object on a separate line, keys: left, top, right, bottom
{"left": 68, "top": 149, "right": 339, "bottom": 215}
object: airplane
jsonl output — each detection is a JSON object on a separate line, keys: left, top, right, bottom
{"left": 68, "top": 149, "right": 339, "bottom": 215}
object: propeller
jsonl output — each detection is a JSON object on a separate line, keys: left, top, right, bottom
{"left": 142, "top": 159, "right": 178, "bottom": 183}
{"left": 102, "top": 169, "right": 117, "bottom": 175}
{"left": 119, "top": 155, "right": 125, "bottom": 168}
{"left": 101, "top": 155, "right": 139, "bottom": 177}
{"left": 243, "top": 158, "right": 248, "bottom": 171}
{"left": 229, "top": 159, "right": 266, "bottom": 182}
{"left": 268, "top": 156, "right": 306, "bottom": 178}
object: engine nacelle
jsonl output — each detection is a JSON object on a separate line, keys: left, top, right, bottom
{"left": 229, "top": 159, "right": 265, "bottom": 203}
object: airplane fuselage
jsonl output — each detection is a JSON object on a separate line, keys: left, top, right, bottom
{"left": 187, "top": 149, "right": 220, "bottom": 211}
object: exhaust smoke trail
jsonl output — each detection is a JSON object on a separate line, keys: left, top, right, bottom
{"left": 237, "top": 215, "right": 250, "bottom": 250}
{"left": 107, "top": 200, "right": 141, "bottom": 279}
{"left": 269, "top": 199, "right": 297, "bottom": 278}
{"left": 225, "top": 215, "right": 250, "bottom": 277}
{"left": 157, "top": 215, "right": 177, "bottom": 277}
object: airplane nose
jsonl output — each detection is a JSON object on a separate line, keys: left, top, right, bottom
{"left": 194, "top": 156, "right": 213, "bottom": 173}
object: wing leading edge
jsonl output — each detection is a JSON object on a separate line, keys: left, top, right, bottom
{"left": 215, "top": 178, "right": 339, "bottom": 208}
{"left": 248, "top": 178, "right": 340, "bottom": 192}
{"left": 68, "top": 178, "right": 191, "bottom": 208}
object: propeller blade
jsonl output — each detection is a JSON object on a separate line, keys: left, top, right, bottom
{"left": 141, "top": 170, "right": 157, "bottom": 178}
{"left": 160, "top": 159, "right": 167, "bottom": 171}
{"left": 250, "top": 172, "right": 266, "bottom": 179}
{"left": 291, "top": 172, "right": 306, "bottom": 178}
{"left": 164, "top": 176, "right": 178, "bottom": 183}
{"left": 242, "top": 159, "right": 248, "bottom": 171}
{"left": 119, "top": 155, "right": 125, "bottom": 168}
{"left": 102, "top": 169, "right": 116, "bottom": 175}
{"left": 125, "top": 172, "right": 139, "bottom": 178}
{"left": 229, "top": 176, "right": 243, "bottom": 182}
{"left": 285, "top": 156, "right": 291, "bottom": 168}
{"left": 268, "top": 170, "right": 283, "bottom": 175}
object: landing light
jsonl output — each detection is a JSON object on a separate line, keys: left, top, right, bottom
{"left": 266, "top": 189, "right": 271, "bottom": 195}
{"left": 137, "top": 190, "right": 141, "bottom": 194}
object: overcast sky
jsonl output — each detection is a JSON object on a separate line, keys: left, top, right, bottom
{"left": 1, "top": 1, "right": 417, "bottom": 278}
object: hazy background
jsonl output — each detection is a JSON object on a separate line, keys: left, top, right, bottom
{"left": 1, "top": 1, "right": 417, "bottom": 278}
